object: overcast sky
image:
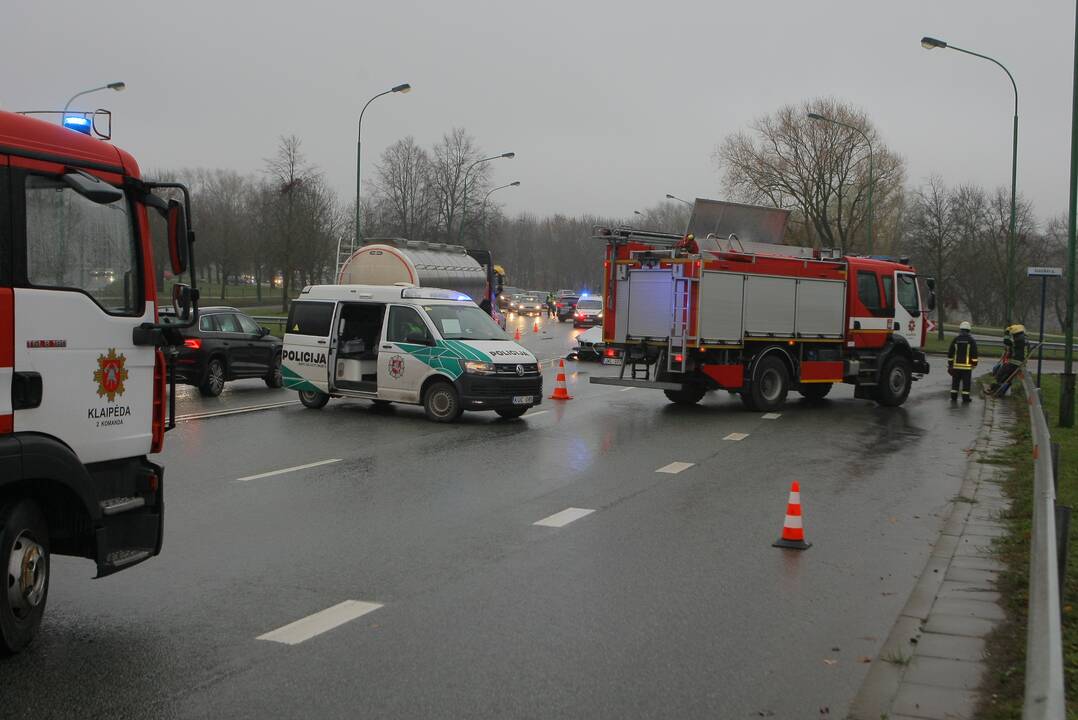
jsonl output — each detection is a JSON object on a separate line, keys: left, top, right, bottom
{"left": 3, "top": 1, "right": 1073, "bottom": 224}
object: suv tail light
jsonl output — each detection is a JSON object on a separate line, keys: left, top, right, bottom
{"left": 183, "top": 338, "right": 201, "bottom": 349}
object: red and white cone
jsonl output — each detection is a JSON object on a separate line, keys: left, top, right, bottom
{"left": 533, "top": 319, "right": 540, "bottom": 333}
{"left": 772, "top": 481, "right": 811, "bottom": 550}
{"left": 549, "top": 359, "right": 573, "bottom": 400}
{"left": 513, "top": 325, "right": 522, "bottom": 341}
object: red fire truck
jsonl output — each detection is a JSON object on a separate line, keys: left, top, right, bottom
{"left": 591, "top": 200, "right": 934, "bottom": 410}
{"left": 0, "top": 109, "right": 197, "bottom": 653}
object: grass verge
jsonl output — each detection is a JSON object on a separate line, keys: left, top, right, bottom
{"left": 977, "top": 374, "right": 1077, "bottom": 719}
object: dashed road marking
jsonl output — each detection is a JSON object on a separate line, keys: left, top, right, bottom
{"left": 236, "top": 458, "right": 341, "bottom": 482}
{"left": 524, "top": 410, "right": 548, "bottom": 418}
{"left": 655, "top": 461, "right": 695, "bottom": 474}
{"left": 723, "top": 432, "right": 749, "bottom": 441}
{"left": 620, "top": 387, "right": 635, "bottom": 392}
{"left": 533, "top": 507, "right": 595, "bottom": 528}
{"left": 257, "top": 600, "right": 383, "bottom": 645}
{"left": 761, "top": 413, "right": 781, "bottom": 420}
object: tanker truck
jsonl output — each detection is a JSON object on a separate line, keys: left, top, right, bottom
{"left": 337, "top": 239, "right": 505, "bottom": 327}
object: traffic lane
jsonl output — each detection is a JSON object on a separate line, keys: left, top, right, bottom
{"left": 169, "top": 357, "right": 979, "bottom": 717}
{"left": 2, "top": 356, "right": 973, "bottom": 717}
{"left": 173, "top": 377, "right": 293, "bottom": 418}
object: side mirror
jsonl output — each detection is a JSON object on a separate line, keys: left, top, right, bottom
{"left": 172, "top": 283, "right": 194, "bottom": 323}
{"left": 259, "top": 326, "right": 271, "bottom": 337}
{"left": 167, "top": 200, "right": 190, "bottom": 275}
{"left": 926, "top": 292, "right": 937, "bottom": 312}
{"left": 925, "top": 277, "right": 936, "bottom": 291}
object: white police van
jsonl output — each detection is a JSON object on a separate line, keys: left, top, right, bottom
{"left": 282, "top": 285, "right": 542, "bottom": 422}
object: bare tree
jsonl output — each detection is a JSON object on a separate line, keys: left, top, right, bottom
{"left": 905, "top": 176, "right": 958, "bottom": 339}
{"left": 429, "top": 128, "right": 491, "bottom": 245}
{"left": 715, "top": 98, "right": 905, "bottom": 253}
{"left": 373, "top": 137, "right": 435, "bottom": 242}
{"left": 264, "top": 135, "right": 317, "bottom": 311}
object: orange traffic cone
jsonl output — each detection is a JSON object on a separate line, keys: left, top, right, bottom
{"left": 549, "top": 359, "right": 573, "bottom": 400}
{"left": 533, "top": 319, "right": 540, "bottom": 333}
{"left": 513, "top": 326, "right": 522, "bottom": 341}
{"left": 773, "top": 481, "right": 811, "bottom": 550}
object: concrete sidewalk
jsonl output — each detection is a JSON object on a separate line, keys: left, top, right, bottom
{"left": 848, "top": 396, "right": 1017, "bottom": 719}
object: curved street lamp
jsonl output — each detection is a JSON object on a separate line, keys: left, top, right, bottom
{"left": 62, "top": 81, "right": 125, "bottom": 122}
{"left": 458, "top": 152, "right": 515, "bottom": 243}
{"left": 356, "top": 83, "right": 411, "bottom": 244}
{"left": 665, "top": 193, "right": 693, "bottom": 207}
{"left": 921, "top": 35, "right": 1019, "bottom": 323}
{"left": 479, "top": 181, "right": 521, "bottom": 244}
{"left": 808, "top": 112, "right": 876, "bottom": 254}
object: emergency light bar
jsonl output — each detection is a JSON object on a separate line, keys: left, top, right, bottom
{"left": 400, "top": 288, "right": 471, "bottom": 301}
{"left": 62, "top": 116, "right": 92, "bottom": 134}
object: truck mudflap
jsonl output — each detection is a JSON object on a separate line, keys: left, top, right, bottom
{"left": 93, "top": 458, "right": 164, "bottom": 578}
{"left": 912, "top": 350, "right": 930, "bottom": 376}
{"left": 589, "top": 377, "right": 683, "bottom": 391}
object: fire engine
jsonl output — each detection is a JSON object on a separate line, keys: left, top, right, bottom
{"left": 591, "top": 199, "right": 934, "bottom": 410}
{"left": 0, "top": 108, "right": 197, "bottom": 653}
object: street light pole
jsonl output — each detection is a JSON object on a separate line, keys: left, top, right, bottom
{"left": 808, "top": 112, "right": 875, "bottom": 255}
{"left": 62, "top": 81, "right": 125, "bottom": 120}
{"left": 665, "top": 193, "right": 693, "bottom": 207}
{"left": 356, "top": 83, "right": 411, "bottom": 246}
{"left": 922, "top": 36, "right": 1019, "bottom": 324}
{"left": 458, "top": 152, "right": 514, "bottom": 244}
{"left": 479, "top": 181, "right": 520, "bottom": 245}
{"left": 1062, "top": 11, "right": 1078, "bottom": 427}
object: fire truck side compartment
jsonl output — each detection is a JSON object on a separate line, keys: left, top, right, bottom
{"left": 626, "top": 270, "right": 673, "bottom": 340}
{"left": 698, "top": 272, "right": 744, "bottom": 344}
{"left": 743, "top": 275, "right": 797, "bottom": 336}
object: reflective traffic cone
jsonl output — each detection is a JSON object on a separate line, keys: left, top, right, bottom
{"left": 773, "top": 481, "right": 811, "bottom": 550}
{"left": 549, "top": 359, "right": 573, "bottom": 400}
{"left": 533, "top": 319, "right": 540, "bottom": 333}
{"left": 514, "top": 326, "right": 522, "bottom": 341}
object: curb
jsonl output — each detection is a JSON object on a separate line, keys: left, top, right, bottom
{"left": 847, "top": 397, "right": 1003, "bottom": 718}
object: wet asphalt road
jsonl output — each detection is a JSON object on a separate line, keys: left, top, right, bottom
{"left": 1, "top": 316, "right": 986, "bottom": 719}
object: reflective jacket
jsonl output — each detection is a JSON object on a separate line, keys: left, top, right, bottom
{"left": 948, "top": 331, "right": 979, "bottom": 370}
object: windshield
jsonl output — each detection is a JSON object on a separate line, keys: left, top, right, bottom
{"left": 577, "top": 299, "right": 602, "bottom": 310}
{"left": 522, "top": 294, "right": 544, "bottom": 302}
{"left": 424, "top": 304, "right": 508, "bottom": 341}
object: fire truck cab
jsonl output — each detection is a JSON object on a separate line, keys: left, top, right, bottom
{"left": 0, "top": 109, "right": 196, "bottom": 653}
{"left": 591, "top": 199, "right": 933, "bottom": 411}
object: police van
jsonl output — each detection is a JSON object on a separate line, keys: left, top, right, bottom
{"left": 282, "top": 285, "right": 542, "bottom": 422}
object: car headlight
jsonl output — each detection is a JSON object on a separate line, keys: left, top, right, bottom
{"left": 463, "top": 360, "right": 496, "bottom": 375}
{"left": 597, "top": 312, "right": 603, "bottom": 318}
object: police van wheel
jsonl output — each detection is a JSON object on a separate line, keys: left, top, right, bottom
{"left": 495, "top": 406, "right": 528, "bottom": 419}
{"left": 750, "top": 355, "right": 789, "bottom": 412}
{"left": 298, "top": 389, "right": 330, "bottom": 409}
{"left": 664, "top": 385, "right": 706, "bottom": 405}
{"left": 875, "top": 357, "right": 912, "bottom": 407}
{"left": 0, "top": 500, "right": 49, "bottom": 656}
{"left": 424, "top": 382, "right": 462, "bottom": 423}
{"left": 798, "top": 383, "right": 832, "bottom": 401}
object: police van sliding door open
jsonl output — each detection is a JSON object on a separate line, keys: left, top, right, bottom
{"left": 334, "top": 304, "right": 384, "bottom": 393}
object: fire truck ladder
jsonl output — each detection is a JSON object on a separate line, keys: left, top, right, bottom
{"left": 667, "top": 275, "right": 696, "bottom": 374}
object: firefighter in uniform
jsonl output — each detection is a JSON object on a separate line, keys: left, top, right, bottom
{"left": 948, "top": 321, "right": 978, "bottom": 403}
{"left": 990, "top": 323, "right": 1026, "bottom": 394}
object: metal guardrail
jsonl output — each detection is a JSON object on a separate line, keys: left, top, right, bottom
{"left": 1021, "top": 372, "right": 1066, "bottom": 719}
{"left": 252, "top": 315, "right": 287, "bottom": 328}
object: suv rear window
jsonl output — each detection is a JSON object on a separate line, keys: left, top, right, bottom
{"left": 287, "top": 301, "right": 334, "bottom": 337}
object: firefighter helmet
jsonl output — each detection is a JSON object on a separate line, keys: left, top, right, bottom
{"left": 959, "top": 321, "right": 971, "bottom": 331}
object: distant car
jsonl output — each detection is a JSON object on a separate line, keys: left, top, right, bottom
{"left": 513, "top": 293, "right": 547, "bottom": 316}
{"left": 573, "top": 297, "right": 603, "bottom": 327}
{"left": 554, "top": 295, "right": 580, "bottom": 322}
{"left": 162, "top": 306, "right": 283, "bottom": 397}
{"left": 569, "top": 326, "right": 621, "bottom": 365}
{"left": 497, "top": 286, "right": 523, "bottom": 311}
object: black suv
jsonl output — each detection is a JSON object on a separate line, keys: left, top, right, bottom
{"left": 163, "top": 306, "right": 283, "bottom": 396}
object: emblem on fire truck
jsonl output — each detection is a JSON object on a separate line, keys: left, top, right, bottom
{"left": 388, "top": 354, "right": 405, "bottom": 379}
{"left": 93, "top": 349, "right": 129, "bottom": 402}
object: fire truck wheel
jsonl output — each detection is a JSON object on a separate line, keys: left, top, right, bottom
{"left": 424, "top": 382, "right": 463, "bottom": 423}
{"left": 750, "top": 355, "right": 790, "bottom": 412}
{"left": 298, "top": 389, "right": 330, "bottom": 409}
{"left": 798, "top": 383, "right": 832, "bottom": 401}
{"left": 664, "top": 385, "right": 706, "bottom": 405}
{"left": 199, "top": 358, "right": 226, "bottom": 397}
{"left": 264, "top": 353, "right": 283, "bottom": 388}
{"left": 0, "top": 500, "right": 49, "bottom": 656}
{"left": 876, "top": 356, "right": 912, "bottom": 407}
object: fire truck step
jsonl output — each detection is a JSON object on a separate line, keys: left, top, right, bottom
{"left": 99, "top": 496, "right": 146, "bottom": 516}
{"left": 104, "top": 549, "right": 153, "bottom": 569}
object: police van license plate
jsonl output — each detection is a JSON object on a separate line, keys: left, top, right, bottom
{"left": 512, "top": 395, "right": 533, "bottom": 405}
{"left": 602, "top": 357, "right": 623, "bottom": 366}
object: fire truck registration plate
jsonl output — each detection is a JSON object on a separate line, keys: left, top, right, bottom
{"left": 512, "top": 395, "right": 533, "bottom": 405}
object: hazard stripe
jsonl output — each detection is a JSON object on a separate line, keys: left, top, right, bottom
{"left": 783, "top": 515, "right": 803, "bottom": 529}
{"left": 789, "top": 491, "right": 800, "bottom": 504}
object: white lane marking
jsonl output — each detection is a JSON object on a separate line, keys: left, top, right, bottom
{"left": 620, "top": 387, "right": 635, "bottom": 392}
{"left": 533, "top": 507, "right": 595, "bottom": 527}
{"left": 723, "top": 432, "right": 749, "bottom": 441}
{"left": 236, "top": 458, "right": 341, "bottom": 482}
{"left": 257, "top": 600, "right": 383, "bottom": 645}
{"left": 524, "top": 410, "right": 548, "bottom": 418}
{"left": 656, "top": 461, "right": 695, "bottom": 474}
{"left": 761, "top": 413, "right": 781, "bottom": 420}
{"left": 176, "top": 399, "right": 299, "bottom": 422}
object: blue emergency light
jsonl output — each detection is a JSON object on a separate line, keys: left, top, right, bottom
{"left": 62, "top": 116, "right": 92, "bottom": 135}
